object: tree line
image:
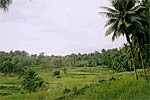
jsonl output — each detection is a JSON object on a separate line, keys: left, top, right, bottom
{"left": 0, "top": 43, "right": 149, "bottom": 75}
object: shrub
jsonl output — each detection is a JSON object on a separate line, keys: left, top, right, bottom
{"left": 56, "top": 75, "right": 61, "bottom": 78}
{"left": 62, "top": 68, "right": 67, "bottom": 74}
{"left": 63, "top": 88, "right": 71, "bottom": 94}
{"left": 98, "top": 79, "right": 106, "bottom": 83}
{"left": 53, "top": 70, "right": 60, "bottom": 76}
{"left": 72, "top": 87, "right": 77, "bottom": 93}
{"left": 21, "top": 69, "right": 44, "bottom": 93}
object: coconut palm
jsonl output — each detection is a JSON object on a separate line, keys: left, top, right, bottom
{"left": 139, "top": 0, "right": 150, "bottom": 55}
{"left": 100, "top": 0, "right": 146, "bottom": 80}
{"left": 131, "top": 31, "right": 147, "bottom": 78}
{"left": 129, "top": 0, "right": 149, "bottom": 78}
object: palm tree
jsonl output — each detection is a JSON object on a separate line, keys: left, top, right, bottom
{"left": 131, "top": 31, "right": 147, "bottom": 78}
{"left": 130, "top": 0, "right": 150, "bottom": 78}
{"left": 139, "top": 0, "right": 150, "bottom": 44}
{"left": 100, "top": 0, "right": 145, "bottom": 80}
{"left": 0, "top": 0, "right": 12, "bottom": 10}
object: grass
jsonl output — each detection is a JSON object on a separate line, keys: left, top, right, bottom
{"left": 0, "top": 66, "right": 150, "bottom": 100}
{"left": 0, "top": 66, "right": 111, "bottom": 99}
{"left": 65, "top": 70, "right": 150, "bottom": 100}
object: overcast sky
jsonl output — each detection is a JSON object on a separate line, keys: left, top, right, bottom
{"left": 0, "top": 0, "right": 126, "bottom": 55}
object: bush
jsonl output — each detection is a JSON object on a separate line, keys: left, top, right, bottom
{"left": 62, "top": 68, "right": 67, "bottom": 74}
{"left": 21, "top": 69, "right": 44, "bottom": 93}
{"left": 63, "top": 88, "right": 71, "bottom": 94}
{"left": 98, "top": 79, "right": 106, "bottom": 83}
{"left": 72, "top": 87, "right": 77, "bottom": 93}
{"left": 0, "top": 93, "right": 12, "bottom": 96}
{"left": 53, "top": 70, "right": 60, "bottom": 76}
{"left": 56, "top": 75, "right": 61, "bottom": 78}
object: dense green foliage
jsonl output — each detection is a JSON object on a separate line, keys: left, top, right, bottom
{"left": 21, "top": 69, "right": 44, "bottom": 93}
{"left": 0, "top": 43, "right": 149, "bottom": 75}
{"left": 0, "top": 51, "right": 37, "bottom": 75}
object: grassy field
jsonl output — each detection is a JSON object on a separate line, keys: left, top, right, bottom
{"left": 0, "top": 66, "right": 150, "bottom": 100}
{"left": 65, "top": 70, "right": 150, "bottom": 100}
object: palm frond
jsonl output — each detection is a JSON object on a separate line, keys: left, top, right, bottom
{"left": 105, "top": 21, "right": 117, "bottom": 36}
{"left": 112, "top": 0, "right": 126, "bottom": 11}
{"left": 105, "top": 18, "right": 117, "bottom": 27}
{"left": 100, "top": 6, "right": 118, "bottom": 13}
{"left": 112, "top": 29, "right": 122, "bottom": 41}
{"left": 112, "top": 31, "right": 117, "bottom": 41}
{"left": 117, "top": 19, "right": 124, "bottom": 29}
{"left": 131, "top": 5, "right": 146, "bottom": 13}
{"left": 126, "top": 0, "right": 136, "bottom": 10}
{"left": 130, "top": 16, "right": 142, "bottom": 26}
{"left": 99, "top": 12, "right": 118, "bottom": 18}
{"left": 124, "top": 19, "right": 132, "bottom": 28}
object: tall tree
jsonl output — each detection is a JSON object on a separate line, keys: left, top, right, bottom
{"left": 129, "top": 0, "right": 150, "bottom": 78}
{"left": 100, "top": 0, "right": 145, "bottom": 80}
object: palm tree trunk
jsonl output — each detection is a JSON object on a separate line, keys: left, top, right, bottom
{"left": 125, "top": 34, "right": 138, "bottom": 80}
{"left": 139, "top": 50, "right": 147, "bottom": 78}
{"left": 130, "top": 45, "right": 138, "bottom": 80}
{"left": 138, "top": 41, "right": 147, "bottom": 78}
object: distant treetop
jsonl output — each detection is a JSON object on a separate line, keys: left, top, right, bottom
{"left": 0, "top": 0, "right": 12, "bottom": 10}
